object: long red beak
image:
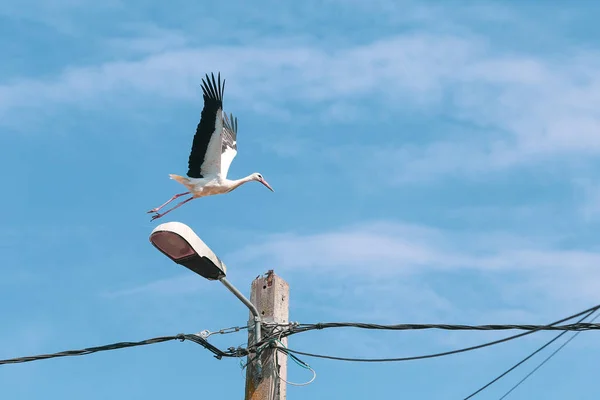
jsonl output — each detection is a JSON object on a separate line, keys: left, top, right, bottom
{"left": 260, "top": 179, "right": 274, "bottom": 192}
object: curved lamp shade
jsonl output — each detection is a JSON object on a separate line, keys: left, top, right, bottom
{"left": 149, "top": 221, "right": 227, "bottom": 280}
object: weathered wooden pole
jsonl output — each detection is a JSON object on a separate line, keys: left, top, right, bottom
{"left": 245, "top": 270, "right": 290, "bottom": 400}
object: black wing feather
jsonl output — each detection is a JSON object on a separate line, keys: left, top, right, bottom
{"left": 187, "top": 72, "right": 225, "bottom": 178}
{"left": 223, "top": 112, "right": 238, "bottom": 152}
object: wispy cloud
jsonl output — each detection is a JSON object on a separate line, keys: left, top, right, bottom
{"left": 109, "top": 218, "right": 578, "bottom": 326}
{"left": 225, "top": 220, "right": 600, "bottom": 312}
{"left": 3, "top": 26, "right": 599, "bottom": 181}
{"left": 0, "top": 34, "right": 474, "bottom": 111}
{"left": 228, "top": 221, "right": 540, "bottom": 272}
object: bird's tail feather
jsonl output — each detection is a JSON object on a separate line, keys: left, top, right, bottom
{"left": 169, "top": 174, "right": 189, "bottom": 185}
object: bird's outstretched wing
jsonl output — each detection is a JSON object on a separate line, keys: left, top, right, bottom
{"left": 187, "top": 72, "right": 225, "bottom": 178}
{"left": 221, "top": 112, "right": 238, "bottom": 179}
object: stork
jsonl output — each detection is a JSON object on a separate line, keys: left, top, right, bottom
{"left": 148, "top": 72, "right": 274, "bottom": 221}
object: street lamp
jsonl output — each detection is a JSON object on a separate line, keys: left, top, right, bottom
{"left": 148, "top": 221, "right": 262, "bottom": 347}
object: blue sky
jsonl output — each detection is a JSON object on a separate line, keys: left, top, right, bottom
{"left": 1, "top": 0, "right": 600, "bottom": 398}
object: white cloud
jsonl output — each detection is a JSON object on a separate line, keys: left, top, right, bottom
{"left": 3, "top": 28, "right": 599, "bottom": 179}
{"left": 225, "top": 221, "right": 600, "bottom": 313}
{"left": 3, "top": 0, "right": 600, "bottom": 192}
{"left": 0, "top": 34, "right": 474, "bottom": 111}
{"left": 101, "top": 218, "right": 600, "bottom": 332}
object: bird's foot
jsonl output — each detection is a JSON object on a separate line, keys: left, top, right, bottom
{"left": 147, "top": 207, "right": 160, "bottom": 214}
{"left": 150, "top": 213, "right": 163, "bottom": 221}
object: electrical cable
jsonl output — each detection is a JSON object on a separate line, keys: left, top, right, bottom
{"left": 272, "top": 322, "right": 600, "bottom": 339}
{"left": 0, "top": 332, "right": 234, "bottom": 366}
{"left": 270, "top": 304, "right": 600, "bottom": 363}
{"left": 462, "top": 307, "right": 598, "bottom": 399}
{"left": 497, "top": 310, "right": 600, "bottom": 400}
{"left": 275, "top": 347, "right": 317, "bottom": 386}
{"left": 273, "top": 338, "right": 317, "bottom": 387}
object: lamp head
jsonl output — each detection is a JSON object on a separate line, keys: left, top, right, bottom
{"left": 149, "top": 221, "right": 226, "bottom": 280}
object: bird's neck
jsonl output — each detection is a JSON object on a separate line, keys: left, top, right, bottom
{"left": 226, "top": 175, "right": 255, "bottom": 190}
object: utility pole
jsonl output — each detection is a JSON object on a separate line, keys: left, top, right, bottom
{"left": 245, "top": 270, "right": 289, "bottom": 400}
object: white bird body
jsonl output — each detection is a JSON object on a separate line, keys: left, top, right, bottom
{"left": 148, "top": 72, "right": 273, "bottom": 221}
{"left": 169, "top": 173, "right": 262, "bottom": 197}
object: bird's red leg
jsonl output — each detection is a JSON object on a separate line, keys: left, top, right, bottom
{"left": 147, "top": 192, "right": 190, "bottom": 213}
{"left": 151, "top": 196, "right": 195, "bottom": 221}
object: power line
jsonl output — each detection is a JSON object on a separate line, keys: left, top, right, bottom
{"left": 497, "top": 310, "right": 600, "bottom": 399}
{"left": 265, "top": 304, "right": 600, "bottom": 363}
{"left": 273, "top": 322, "right": 600, "bottom": 338}
{"left": 0, "top": 332, "right": 234, "bottom": 366}
{"left": 462, "top": 307, "right": 598, "bottom": 399}
{"left": 4, "top": 304, "right": 599, "bottom": 381}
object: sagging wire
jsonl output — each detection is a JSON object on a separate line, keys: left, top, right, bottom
{"left": 274, "top": 339, "right": 317, "bottom": 387}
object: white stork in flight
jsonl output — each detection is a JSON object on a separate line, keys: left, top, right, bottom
{"left": 148, "top": 72, "right": 274, "bottom": 221}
